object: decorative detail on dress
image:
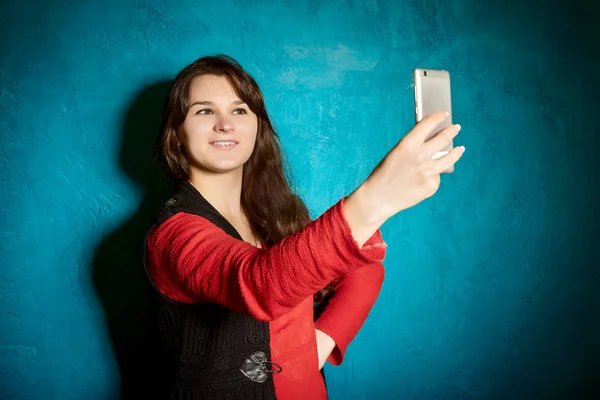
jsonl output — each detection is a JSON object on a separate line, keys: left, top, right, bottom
{"left": 240, "top": 351, "right": 283, "bottom": 383}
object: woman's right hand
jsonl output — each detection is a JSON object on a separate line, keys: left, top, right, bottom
{"left": 344, "top": 111, "right": 465, "bottom": 247}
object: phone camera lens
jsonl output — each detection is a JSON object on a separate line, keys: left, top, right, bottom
{"left": 424, "top": 71, "right": 427, "bottom": 76}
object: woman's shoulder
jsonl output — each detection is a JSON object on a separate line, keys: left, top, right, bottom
{"left": 151, "top": 205, "right": 222, "bottom": 240}
{"left": 152, "top": 183, "right": 240, "bottom": 238}
{"left": 147, "top": 192, "right": 244, "bottom": 253}
{"left": 154, "top": 190, "right": 203, "bottom": 226}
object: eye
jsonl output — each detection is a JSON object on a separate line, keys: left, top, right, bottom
{"left": 195, "top": 108, "right": 213, "bottom": 115}
{"left": 232, "top": 108, "right": 248, "bottom": 115}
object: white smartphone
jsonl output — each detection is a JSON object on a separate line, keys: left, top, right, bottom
{"left": 413, "top": 68, "right": 454, "bottom": 173}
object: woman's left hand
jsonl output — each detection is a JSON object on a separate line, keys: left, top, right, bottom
{"left": 315, "top": 329, "right": 336, "bottom": 370}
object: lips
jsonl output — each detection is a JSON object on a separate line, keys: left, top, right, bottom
{"left": 209, "top": 139, "right": 239, "bottom": 145}
{"left": 209, "top": 139, "right": 239, "bottom": 149}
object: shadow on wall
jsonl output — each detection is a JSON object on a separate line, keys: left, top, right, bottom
{"left": 92, "top": 81, "right": 175, "bottom": 399}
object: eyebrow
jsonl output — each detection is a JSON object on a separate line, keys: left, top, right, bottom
{"left": 188, "top": 100, "right": 246, "bottom": 108}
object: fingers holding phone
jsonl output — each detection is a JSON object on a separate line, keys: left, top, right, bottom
{"left": 413, "top": 68, "right": 457, "bottom": 173}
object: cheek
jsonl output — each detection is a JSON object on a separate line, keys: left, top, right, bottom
{"left": 180, "top": 120, "right": 208, "bottom": 146}
{"left": 245, "top": 128, "right": 258, "bottom": 153}
{"left": 246, "top": 120, "right": 259, "bottom": 143}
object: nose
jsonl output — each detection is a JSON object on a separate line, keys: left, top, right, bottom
{"left": 214, "top": 115, "right": 234, "bottom": 133}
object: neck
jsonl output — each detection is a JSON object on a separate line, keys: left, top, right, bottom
{"left": 189, "top": 167, "right": 245, "bottom": 219}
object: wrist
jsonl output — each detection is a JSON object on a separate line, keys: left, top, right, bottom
{"left": 346, "top": 183, "right": 389, "bottom": 228}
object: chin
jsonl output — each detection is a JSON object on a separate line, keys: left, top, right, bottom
{"left": 203, "top": 160, "right": 247, "bottom": 174}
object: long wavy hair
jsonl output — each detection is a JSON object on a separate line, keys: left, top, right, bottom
{"left": 157, "top": 54, "right": 334, "bottom": 303}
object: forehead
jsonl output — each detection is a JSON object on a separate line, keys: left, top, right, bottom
{"left": 188, "top": 74, "right": 240, "bottom": 101}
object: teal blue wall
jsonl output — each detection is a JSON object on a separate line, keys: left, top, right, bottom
{"left": 1, "top": 1, "right": 598, "bottom": 399}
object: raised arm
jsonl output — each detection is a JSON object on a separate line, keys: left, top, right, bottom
{"left": 146, "top": 197, "right": 386, "bottom": 322}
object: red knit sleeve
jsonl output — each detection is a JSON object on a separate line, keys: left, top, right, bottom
{"left": 146, "top": 197, "right": 387, "bottom": 322}
{"left": 314, "top": 262, "right": 385, "bottom": 366}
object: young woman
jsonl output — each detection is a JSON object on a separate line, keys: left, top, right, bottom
{"left": 144, "top": 54, "right": 464, "bottom": 399}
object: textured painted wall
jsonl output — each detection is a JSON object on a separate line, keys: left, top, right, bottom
{"left": 1, "top": 0, "right": 598, "bottom": 399}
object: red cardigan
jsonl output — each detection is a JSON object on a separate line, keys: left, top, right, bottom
{"left": 146, "top": 198, "right": 387, "bottom": 399}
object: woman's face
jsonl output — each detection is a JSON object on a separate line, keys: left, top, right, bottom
{"left": 179, "top": 74, "right": 258, "bottom": 175}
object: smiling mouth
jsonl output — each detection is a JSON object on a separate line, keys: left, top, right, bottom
{"left": 210, "top": 141, "right": 238, "bottom": 149}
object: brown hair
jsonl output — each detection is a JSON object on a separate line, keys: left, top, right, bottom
{"left": 157, "top": 54, "right": 335, "bottom": 303}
